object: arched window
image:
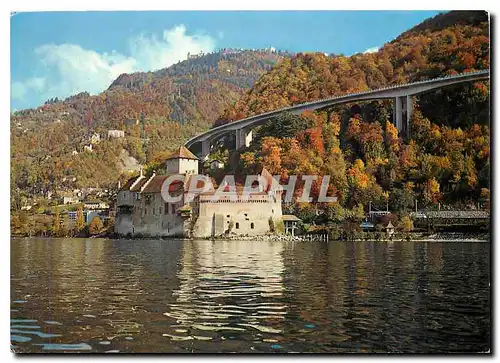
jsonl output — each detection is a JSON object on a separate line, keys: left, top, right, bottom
{"left": 235, "top": 222, "right": 239, "bottom": 229}
{"left": 250, "top": 222, "right": 254, "bottom": 229}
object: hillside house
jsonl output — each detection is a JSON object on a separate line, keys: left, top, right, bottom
{"left": 90, "top": 132, "right": 101, "bottom": 144}
{"left": 108, "top": 129, "right": 125, "bottom": 138}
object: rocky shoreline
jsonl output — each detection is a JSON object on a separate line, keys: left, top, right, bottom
{"left": 13, "top": 232, "right": 489, "bottom": 243}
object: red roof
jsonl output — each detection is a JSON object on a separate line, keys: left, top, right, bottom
{"left": 142, "top": 175, "right": 183, "bottom": 193}
{"left": 121, "top": 176, "right": 140, "bottom": 191}
{"left": 166, "top": 146, "right": 198, "bottom": 160}
{"left": 184, "top": 174, "right": 216, "bottom": 193}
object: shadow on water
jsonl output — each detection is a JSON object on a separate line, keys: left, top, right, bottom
{"left": 11, "top": 238, "right": 490, "bottom": 353}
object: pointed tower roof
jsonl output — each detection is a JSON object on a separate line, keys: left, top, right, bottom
{"left": 166, "top": 146, "right": 198, "bottom": 160}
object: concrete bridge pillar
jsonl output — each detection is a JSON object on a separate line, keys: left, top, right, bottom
{"left": 393, "top": 95, "right": 413, "bottom": 138}
{"left": 200, "top": 140, "right": 210, "bottom": 161}
{"left": 406, "top": 95, "right": 413, "bottom": 139}
{"left": 235, "top": 129, "right": 253, "bottom": 150}
{"left": 393, "top": 96, "right": 403, "bottom": 133}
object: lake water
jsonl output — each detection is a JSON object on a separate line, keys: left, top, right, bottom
{"left": 11, "top": 238, "right": 490, "bottom": 353}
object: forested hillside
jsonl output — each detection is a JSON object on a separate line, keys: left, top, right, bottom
{"left": 11, "top": 50, "right": 286, "bottom": 209}
{"left": 210, "top": 11, "right": 490, "bottom": 222}
{"left": 217, "top": 11, "right": 489, "bottom": 126}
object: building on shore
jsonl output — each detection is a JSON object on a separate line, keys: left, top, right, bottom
{"left": 68, "top": 209, "right": 105, "bottom": 226}
{"left": 84, "top": 200, "right": 110, "bottom": 210}
{"left": 115, "top": 147, "right": 284, "bottom": 238}
{"left": 282, "top": 215, "right": 301, "bottom": 236}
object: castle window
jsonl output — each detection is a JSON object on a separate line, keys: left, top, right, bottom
{"left": 227, "top": 215, "right": 230, "bottom": 218}
{"left": 251, "top": 223, "right": 254, "bottom": 229}
{"left": 235, "top": 222, "right": 239, "bottom": 229}
{"left": 165, "top": 203, "right": 168, "bottom": 214}
{"left": 171, "top": 204, "right": 177, "bottom": 214}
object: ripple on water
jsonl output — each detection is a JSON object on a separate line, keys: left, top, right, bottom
{"left": 44, "top": 321, "right": 62, "bottom": 325}
{"left": 34, "top": 343, "right": 92, "bottom": 351}
{"left": 11, "top": 335, "right": 32, "bottom": 343}
{"left": 10, "top": 329, "right": 62, "bottom": 338}
{"left": 11, "top": 325, "right": 41, "bottom": 329}
{"left": 11, "top": 319, "right": 37, "bottom": 324}
{"left": 162, "top": 334, "right": 194, "bottom": 341}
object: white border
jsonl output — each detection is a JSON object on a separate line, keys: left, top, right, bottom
{"left": 2, "top": 1, "right": 498, "bottom": 362}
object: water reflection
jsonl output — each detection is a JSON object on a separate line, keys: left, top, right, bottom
{"left": 11, "top": 239, "right": 490, "bottom": 353}
{"left": 162, "top": 240, "right": 287, "bottom": 350}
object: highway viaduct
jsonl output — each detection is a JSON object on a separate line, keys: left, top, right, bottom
{"left": 185, "top": 70, "right": 489, "bottom": 160}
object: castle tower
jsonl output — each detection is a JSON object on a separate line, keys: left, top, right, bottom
{"left": 165, "top": 146, "right": 199, "bottom": 175}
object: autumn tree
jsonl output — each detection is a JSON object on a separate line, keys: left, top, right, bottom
{"left": 76, "top": 204, "right": 85, "bottom": 232}
{"left": 480, "top": 188, "right": 490, "bottom": 210}
{"left": 423, "top": 177, "right": 441, "bottom": 206}
{"left": 260, "top": 137, "right": 282, "bottom": 175}
{"left": 89, "top": 216, "right": 103, "bottom": 236}
{"left": 400, "top": 215, "right": 414, "bottom": 232}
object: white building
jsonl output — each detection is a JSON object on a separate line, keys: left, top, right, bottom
{"left": 165, "top": 147, "right": 199, "bottom": 175}
{"left": 63, "top": 196, "right": 79, "bottom": 205}
{"left": 108, "top": 129, "right": 125, "bottom": 139}
{"left": 84, "top": 201, "right": 110, "bottom": 210}
{"left": 90, "top": 132, "right": 101, "bottom": 144}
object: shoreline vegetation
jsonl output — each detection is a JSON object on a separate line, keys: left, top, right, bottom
{"left": 12, "top": 231, "right": 489, "bottom": 243}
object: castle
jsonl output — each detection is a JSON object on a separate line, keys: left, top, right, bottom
{"left": 115, "top": 147, "right": 283, "bottom": 238}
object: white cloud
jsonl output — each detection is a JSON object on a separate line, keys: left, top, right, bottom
{"left": 129, "top": 25, "right": 215, "bottom": 72}
{"left": 363, "top": 46, "right": 380, "bottom": 54}
{"left": 12, "top": 25, "right": 217, "bottom": 107}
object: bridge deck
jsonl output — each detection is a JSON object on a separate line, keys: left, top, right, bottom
{"left": 185, "top": 69, "right": 489, "bottom": 148}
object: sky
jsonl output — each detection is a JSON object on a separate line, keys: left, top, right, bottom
{"left": 10, "top": 10, "right": 442, "bottom": 110}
